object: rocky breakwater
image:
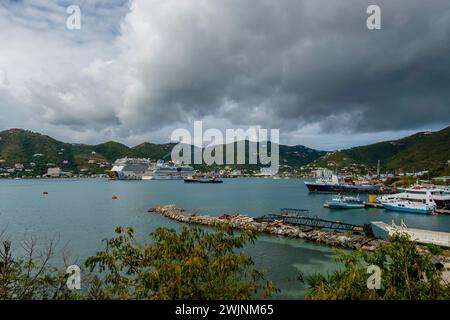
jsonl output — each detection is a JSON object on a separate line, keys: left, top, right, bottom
{"left": 149, "top": 205, "right": 387, "bottom": 251}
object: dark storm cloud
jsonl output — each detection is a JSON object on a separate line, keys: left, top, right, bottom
{"left": 112, "top": 0, "right": 450, "bottom": 135}
{"left": 0, "top": 0, "right": 449, "bottom": 147}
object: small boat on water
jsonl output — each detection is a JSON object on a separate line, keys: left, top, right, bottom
{"left": 184, "top": 176, "right": 223, "bottom": 184}
{"left": 380, "top": 191, "right": 436, "bottom": 215}
{"left": 325, "top": 195, "right": 365, "bottom": 209}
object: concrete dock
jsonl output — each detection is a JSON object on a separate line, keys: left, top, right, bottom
{"left": 372, "top": 221, "right": 450, "bottom": 248}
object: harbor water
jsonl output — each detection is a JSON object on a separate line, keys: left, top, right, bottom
{"left": 1, "top": 178, "right": 449, "bottom": 298}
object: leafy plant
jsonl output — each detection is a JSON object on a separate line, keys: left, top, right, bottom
{"left": 426, "top": 243, "right": 443, "bottom": 256}
{"left": 305, "top": 234, "right": 450, "bottom": 300}
{"left": 0, "top": 236, "right": 79, "bottom": 300}
{"left": 85, "top": 226, "right": 277, "bottom": 300}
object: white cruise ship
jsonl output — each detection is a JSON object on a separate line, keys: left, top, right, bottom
{"left": 109, "top": 158, "right": 152, "bottom": 180}
{"left": 142, "top": 161, "right": 194, "bottom": 180}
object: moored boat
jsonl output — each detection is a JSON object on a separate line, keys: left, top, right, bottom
{"left": 325, "top": 194, "right": 365, "bottom": 209}
{"left": 381, "top": 201, "right": 435, "bottom": 215}
{"left": 305, "top": 174, "right": 381, "bottom": 194}
{"left": 380, "top": 191, "right": 436, "bottom": 215}
{"left": 394, "top": 184, "right": 450, "bottom": 209}
{"left": 184, "top": 176, "right": 223, "bottom": 184}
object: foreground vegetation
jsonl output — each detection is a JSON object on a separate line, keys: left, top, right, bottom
{"left": 0, "top": 226, "right": 276, "bottom": 300}
{"left": 305, "top": 234, "right": 450, "bottom": 300}
{"left": 85, "top": 226, "right": 276, "bottom": 299}
{"left": 1, "top": 227, "right": 449, "bottom": 300}
{"left": 0, "top": 236, "right": 77, "bottom": 299}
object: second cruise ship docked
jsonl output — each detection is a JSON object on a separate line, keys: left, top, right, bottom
{"left": 142, "top": 161, "right": 194, "bottom": 180}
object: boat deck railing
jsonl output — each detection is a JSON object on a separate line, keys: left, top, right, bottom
{"left": 279, "top": 208, "right": 310, "bottom": 215}
{"left": 257, "top": 208, "right": 374, "bottom": 236}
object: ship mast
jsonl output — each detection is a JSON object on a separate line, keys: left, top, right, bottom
{"left": 377, "top": 160, "right": 380, "bottom": 177}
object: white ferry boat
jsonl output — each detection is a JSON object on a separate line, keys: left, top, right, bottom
{"left": 142, "top": 161, "right": 194, "bottom": 180}
{"left": 380, "top": 191, "right": 437, "bottom": 215}
{"left": 397, "top": 185, "right": 450, "bottom": 209}
{"left": 380, "top": 185, "right": 450, "bottom": 210}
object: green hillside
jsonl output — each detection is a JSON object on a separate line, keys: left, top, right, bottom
{"left": 132, "top": 142, "right": 175, "bottom": 160}
{"left": 313, "top": 126, "right": 450, "bottom": 175}
{"left": 187, "top": 140, "right": 325, "bottom": 172}
{"left": 0, "top": 129, "right": 325, "bottom": 177}
{"left": 0, "top": 129, "right": 76, "bottom": 174}
{"left": 3, "top": 126, "right": 448, "bottom": 178}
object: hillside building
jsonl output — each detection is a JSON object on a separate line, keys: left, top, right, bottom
{"left": 46, "top": 167, "right": 72, "bottom": 178}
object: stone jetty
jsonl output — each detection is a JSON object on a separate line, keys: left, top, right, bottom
{"left": 149, "top": 205, "right": 388, "bottom": 251}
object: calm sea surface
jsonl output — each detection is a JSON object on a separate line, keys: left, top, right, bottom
{"left": 1, "top": 178, "right": 449, "bottom": 299}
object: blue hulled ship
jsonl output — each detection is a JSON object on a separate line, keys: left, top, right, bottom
{"left": 305, "top": 174, "right": 381, "bottom": 194}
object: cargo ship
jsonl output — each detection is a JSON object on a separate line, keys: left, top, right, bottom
{"left": 305, "top": 174, "right": 381, "bottom": 194}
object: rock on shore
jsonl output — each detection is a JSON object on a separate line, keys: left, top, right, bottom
{"left": 149, "top": 204, "right": 387, "bottom": 252}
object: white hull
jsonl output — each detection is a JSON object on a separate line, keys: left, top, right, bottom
{"left": 142, "top": 162, "right": 194, "bottom": 181}
{"left": 109, "top": 157, "right": 152, "bottom": 180}
{"left": 380, "top": 185, "right": 450, "bottom": 209}
{"left": 142, "top": 175, "right": 185, "bottom": 180}
{"left": 379, "top": 189, "right": 437, "bottom": 214}
{"left": 382, "top": 202, "right": 434, "bottom": 215}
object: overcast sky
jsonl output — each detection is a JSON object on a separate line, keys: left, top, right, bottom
{"left": 0, "top": 0, "right": 449, "bottom": 151}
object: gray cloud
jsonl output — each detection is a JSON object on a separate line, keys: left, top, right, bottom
{"left": 0, "top": 0, "right": 449, "bottom": 149}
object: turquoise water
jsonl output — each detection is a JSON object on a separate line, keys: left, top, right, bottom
{"left": 1, "top": 178, "right": 449, "bottom": 298}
